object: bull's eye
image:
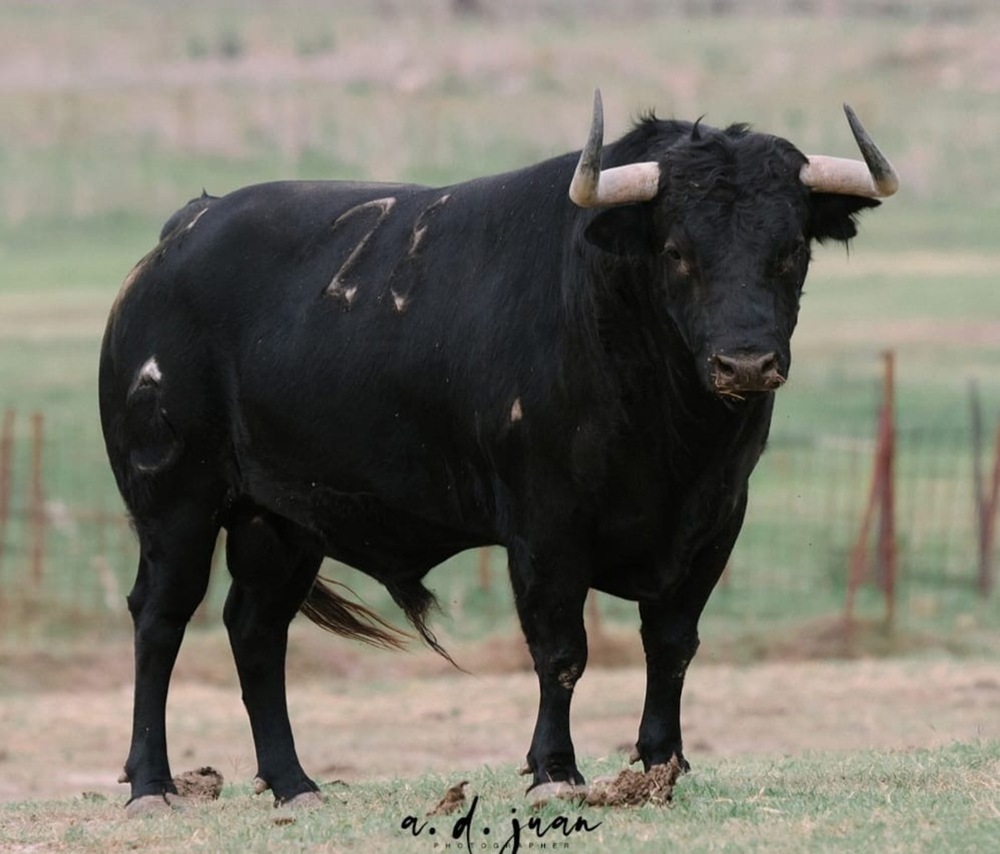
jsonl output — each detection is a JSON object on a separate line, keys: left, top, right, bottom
{"left": 663, "top": 243, "right": 683, "bottom": 262}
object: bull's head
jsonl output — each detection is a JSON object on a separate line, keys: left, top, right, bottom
{"left": 570, "top": 90, "right": 897, "bottom": 399}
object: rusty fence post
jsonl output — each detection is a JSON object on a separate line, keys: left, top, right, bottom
{"left": 876, "top": 352, "right": 897, "bottom": 628}
{"left": 29, "top": 411, "right": 46, "bottom": 596}
{"left": 980, "top": 422, "right": 1000, "bottom": 598}
{"left": 970, "top": 381, "right": 999, "bottom": 599}
{"left": 846, "top": 352, "right": 897, "bottom": 631}
{"left": 0, "top": 409, "right": 14, "bottom": 582}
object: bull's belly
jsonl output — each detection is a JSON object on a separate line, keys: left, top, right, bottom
{"left": 589, "top": 539, "right": 679, "bottom": 601}
{"left": 237, "top": 470, "right": 492, "bottom": 579}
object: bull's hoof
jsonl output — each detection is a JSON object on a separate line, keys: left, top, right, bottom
{"left": 527, "top": 781, "right": 588, "bottom": 808}
{"left": 277, "top": 790, "right": 324, "bottom": 810}
{"left": 628, "top": 746, "right": 691, "bottom": 773}
{"left": 125, "top": 793, "right": 187, "bottom": 819}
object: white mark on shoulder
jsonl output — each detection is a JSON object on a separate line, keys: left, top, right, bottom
{"left": 331, "top": 196, "right": 397, "bottom": 233}
{"left": 409, "top": 225, "right": 428, "bottom": 257}
{"left": 407, "top": 193, "right": 451, "bottom": 258}
{"left": 510, "top": 397, "right": 523, "bottom": 424}
{"left": 391, "top": 289, "right": 408, "bottom": 313}
{"left": 329, "top": 284, "right": 358, "bottom": 305}
{"left": 327, "top": 196, "right": 397, "bottom": 303}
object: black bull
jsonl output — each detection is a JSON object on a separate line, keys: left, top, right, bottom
{"left": 99, "top": 93, "right": 897, "bottom": 811}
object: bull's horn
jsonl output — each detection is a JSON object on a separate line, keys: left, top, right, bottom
{"left": 569, "top": 89, "right": 661, "bottom": 208}
{"left": 800, "top": 104, "right": 899, "bottom": 198}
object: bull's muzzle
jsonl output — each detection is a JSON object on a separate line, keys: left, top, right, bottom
{"left": 711, "top": 351, "right": 786, "bottom": 396}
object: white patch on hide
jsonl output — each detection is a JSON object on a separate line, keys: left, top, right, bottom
{"left": 327, "top": 197, "right": 397, "bottom": 303}
{"left": 407, "top": 193, "right": 450, "bottom": 258}
{"left": 138, "top": 357, "right": 162, "bottom": 385}
{"left": 185, "top": 207, "right": 208, "bottom": 232}
{"left": 128, "top": 356, "right": 162, "bottom": 396}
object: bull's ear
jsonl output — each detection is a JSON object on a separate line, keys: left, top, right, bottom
{"left": 583, "top": 206, "right": 653, "bottom": 256}
{"left": 808, "top": 193, "right": 881, "bottom": 244}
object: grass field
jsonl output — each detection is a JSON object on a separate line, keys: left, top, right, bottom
{"left": 1, "top": 647, "right": 999, "bottom": 852}
{"left": 2, "top": 743, "right": 998, "bottom": 853}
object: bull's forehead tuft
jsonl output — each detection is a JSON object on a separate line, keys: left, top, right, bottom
{"left": 663, "top": 129, "right": 806, "bottom": 198}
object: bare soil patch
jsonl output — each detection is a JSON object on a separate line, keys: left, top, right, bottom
{"left": 171, "top": 767, "right": 224, "bottom": 801}
{"left": 1, "top": 634, "right": 997, "bottom": 804}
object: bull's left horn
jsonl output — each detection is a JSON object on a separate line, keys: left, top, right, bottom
{"left": 800, "top": 104, "right": 899, "bottom": 198}
{"left": 569, "top": 89, "right": 661, "bottom": 208}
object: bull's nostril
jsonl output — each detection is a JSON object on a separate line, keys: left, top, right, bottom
{"left": 713, "top": 354, "right": 738, "bottom": 379}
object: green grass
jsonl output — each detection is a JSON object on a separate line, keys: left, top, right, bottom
{"left": 1, "top": 741, "right": 997, "bottom": 853}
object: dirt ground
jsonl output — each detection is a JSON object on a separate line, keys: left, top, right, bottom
{"left": 1, "top": 627, "right": 998, "bottom": 804}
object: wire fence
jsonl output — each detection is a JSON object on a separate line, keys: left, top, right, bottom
{"left": 0, "top": 393, "right": 996, "bottom": 647}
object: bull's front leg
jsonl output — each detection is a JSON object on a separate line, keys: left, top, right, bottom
{"left": 634, "top": 499, "right": 745, "bottom": 772}
{"left": 508, "top": 538, "right": 590, "bottom": 791}
{"left": 634, "top": 599, "right": 701, "bottom": 771}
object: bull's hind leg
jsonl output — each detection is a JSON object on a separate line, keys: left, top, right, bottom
{"left": 122, "top": 493, "right": 222, "bottom": 814}
{"left": 223, "top": 509, "right": 324, "bottom": 805}
{"left": 508, "top": 537, "right": 590, "bottom": 792}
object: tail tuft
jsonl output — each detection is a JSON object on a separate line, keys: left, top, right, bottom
{"left": 300, "top": 576, "right": 463, "bottom": 670}
{"left": 386, "top": 579, "right": 463, "bottom": 670}
{"left": 299, "top": 577, "right": 412, "bottom": 652}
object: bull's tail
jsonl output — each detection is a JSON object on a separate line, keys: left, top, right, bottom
{"left": 300, "top": 576, "right": 461, "bottom": 669}
{"left": 299, "top": 577, "right": 411, "bottom": 652}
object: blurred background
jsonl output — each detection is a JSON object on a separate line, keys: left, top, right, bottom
{"left": 1, "top": 0, "right": 998, "bottom": 661}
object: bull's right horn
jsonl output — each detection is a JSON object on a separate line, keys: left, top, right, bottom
{"left": 569, "top": 89, "right": 661, "bottom": 208}
{"left": 800, "top": 104, "right": 899, "bottom": 198}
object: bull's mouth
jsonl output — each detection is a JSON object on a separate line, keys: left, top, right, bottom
{"left": 712, "top": 376, "right": 787, "bottom": 399}
{"left": 712, "top": 387, "right": 777, "bottom": 406}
